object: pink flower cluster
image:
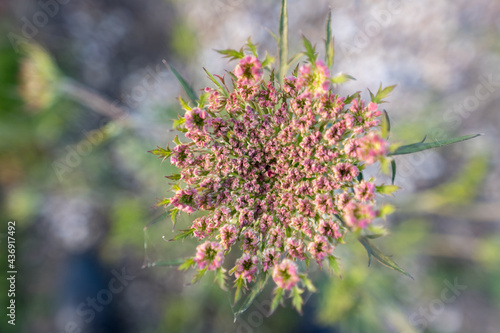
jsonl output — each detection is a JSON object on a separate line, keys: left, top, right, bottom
{"left": 162, "top": 51, "right": 392, "bottom": 292}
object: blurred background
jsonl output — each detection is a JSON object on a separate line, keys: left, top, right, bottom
{"left": 0, "top": 0, "right": 499, "bottom": 332}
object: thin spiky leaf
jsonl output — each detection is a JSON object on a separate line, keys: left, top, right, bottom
{"left": 389, "top": 134, "right": 482, "bottom": 156}
{"left": 233, "top": 276, "right": 245, "bottom": 305}
{"left": 381, "top": 109, "right": 390, "bottom": 139}
{"left": 375, "top": 184, "right": 399, "bottom": 195}
{"left": 331, "top": 72, "right": 355, "bottom": 84}
{"left": 391, "top": 159, "right": 397, "bottom": 184}
{"left": 344, "top": 91, "right": 360, "bottom": 104}
{"left": 300, "top": 274, "right": 317, "bottom": 292}
{"left": 155, "top": 198, "right": 171, "bottom": 208}
{"left": 378, "top": 204, "right": 396, "bottom": 219}
{"left": 358, "top": 236, "right": 413, "bottom": 279}
{"left": 191, "top": 268, "right": 207, "bottom": 284}
{"left": 291, "top": 286, "right": 304, "bottom": 314}
{"left": 324, "top": 9, "right": 334, "bottom": 68}
{"left": 327, "top": 255, "right": 342, "bottom": 278}
{"left": 278, "top": 0, "right": 288, "bottom": 85}
{"left": 233, "top": 274, "right": 269, "bottom": 320}
{"left": 215, "top": 268, "right": 228, "bottom": 291}
{"left": 246, "top": 37, "right": 258, "bottom": 57}
{"left": 302, "top": 35, "right": 317, "bottom": 63}
{"left": 163, "top": 60, "right": 198, "bottom": 104}
{"left": 269, "top": 287, "right": 284, "bottom": 315}
{"left": 261, "top": 52, "right": 276, "bottom": 68}
{"left": 148, "top": 145, "right": 172, "bottom": 163}
{"left": 216, "top": 48, "right": 245, "bottom": 60}
{"left": 165, "top": 174, "right": 182, "bottom": 181}
{"left": 371, "top": 83, "right": 397, "bottom": 104}
{"left": 169, "top": 228, "right": 194, "bottom": 242}
{"left": 203, "top": 67, "right": 227, "bottom": 92}
{"left": 178, "top": 258, "right": 195, "bottom": 271}
{"left": 364, "top": 225, "right": 389, "bottom": 239}
{"left": 170, "top": 208, "right": 179, "bottom": 230}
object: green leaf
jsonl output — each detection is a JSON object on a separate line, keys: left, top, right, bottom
{"left": 173, "top": 135, "right": 181, "bottom": 145}
{"left": 324, "top": 9, "right": 334, "bottom": 69}
{"left": 197, "top": 92, "right": 209, "bottom": 108}
{"left": 170, "top": 228, "right": 194, "bottom": 242}
{"left": 381, "top": 109, "right": 390, "bottom": 139}
{"left": 269, "top": 287, "right": 284, "bottom": 315}
{"left": 215, "top": 268, "right": 228, "bottom": 291}
{"left": 261, "top": 52, "right": 276, "bottom": 68}
{"left": 364, "top": 225, "right": 389, "bottom": 239}
{"left": 358, "top": 236, "right": 413, "bottom": 279}
{"left": 370, "top": 83, "right": 397, "bottom": 104}
{"left": 178, "top": 97, "right": 191, "bottom": 111}
{"left": 302, "top": 35, "right": 317, "bottom": 63}
{"left": 389, "top": 134, "right": 482, "bottom": 156}
{"left": 246, "top": 37, "right": 258, "bottom": 57}
{"left": 203, "top": 67, "right": 229, "bottom": 96}
{"left": 173, "top": 116, "right": 186, "bottom": 130}
{"left": 233, "top": 276, "right": 245, "bottom": 305}
{"left": 179, "top": 258, "right": 194, "bottom": 271}
{"left": 165, "top": 174, "right": 182, "bottom": 181}
{"left": 232, "top": 274, "right": 269, "bottom": 320}
{"left": 327, "top": 255, "right": 342, "bottom": 278}
{"left": 330, "top": 72, "right": 355, "bottom": 84}
{"left": 391, "top": 159, "right": 397, "bottom": 185}
{"left": 300, "top": 274, "right": 317, "bottom": 292}
{"left": 192, "top": 268, "right": 207, "bottom": 284}
{"left": 378, "top": 204, "right": 396, "bottom": 219}
{"left": 162, "top": 60, "right": 198, "bottom": 104}
{"left": 216, "top": 48, "right": 245, "bottom": 60}
{"left": 278, "top": 0, "right": 288, "bottom": 85}
{"left": 225, "top": 70, "right": 238, "bottom": 82}
{"left": 148, "top": 145, "right": 172, "bottom": 163}
{"left": 291, "top": 286, "right": 304, "bottom": 314}
{"left": 375, "top": 184, "right": 399, "bottom": 195}
{"left": 344, "top": 91, "right": 360, "bottom": 105}
{"left": 148, "top": 146, "right": 171, "bottom": 157}
{"left": 155, "top": 198, "right": 171, "bottom": 207}
{"left": 170, "top": 208, "right": 179, "bottom": 230}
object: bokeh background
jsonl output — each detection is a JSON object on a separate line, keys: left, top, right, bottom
{"left": 1, "top": 0, "right": 499, "bottom": 332}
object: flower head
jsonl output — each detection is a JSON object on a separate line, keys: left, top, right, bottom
{"left": 234, "top": 55, "right": 263, "bottom": 85}
{"left": 272, "top": 259, "right": 300, "bottom": 290}
{"left": 194, "top": 241, "right": 224, "bottom": 270}
{"left": 233, "top": 253, "right": 259, "bottom": 282}
{"left": 155, "top": 35, "right": 396, "bottom": 309}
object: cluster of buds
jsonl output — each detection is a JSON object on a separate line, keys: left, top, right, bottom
{"left": 152, "top": 33, "right": 401, "bottom": 314}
